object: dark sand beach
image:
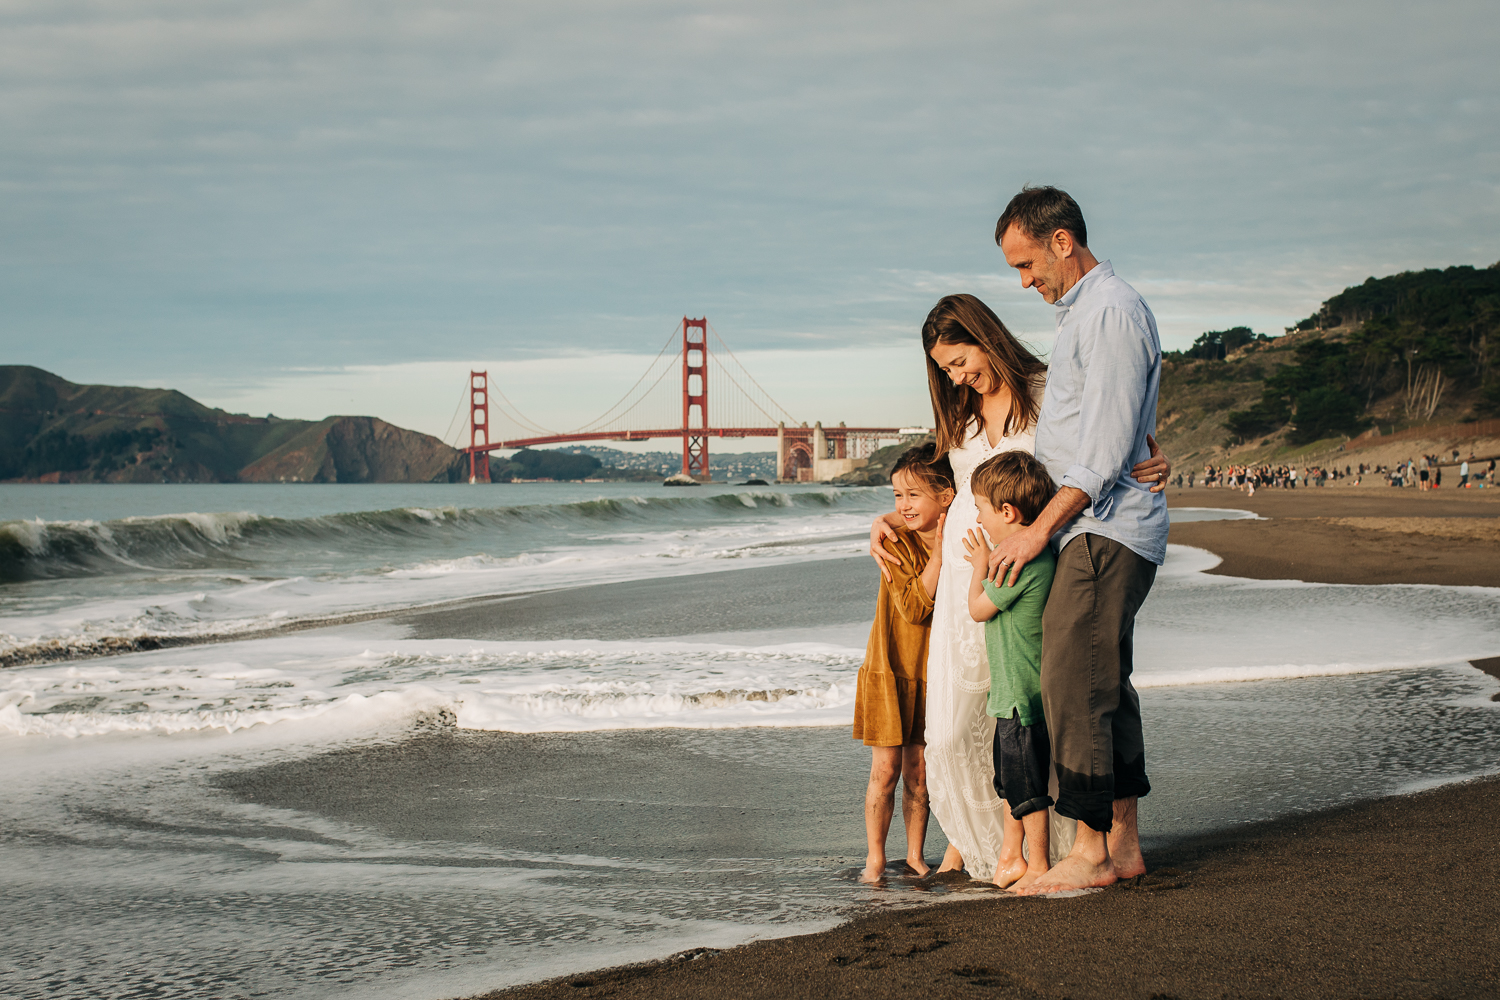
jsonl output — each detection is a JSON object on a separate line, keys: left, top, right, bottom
{"left": 472, "top": 775, "right": 1500, "bottom": 1000}
{"left": 1169, "top": 487, "right": 1500, "bottom": 587}
{"left": 413, "top": 486, "right": 1500, "bottom": 1000}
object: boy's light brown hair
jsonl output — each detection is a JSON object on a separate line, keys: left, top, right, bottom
{"left": 971, "top": 450, "right": 1056, "bottom": 525}
{"left": 889, "top": 442, "right": 955, "bottom": 497}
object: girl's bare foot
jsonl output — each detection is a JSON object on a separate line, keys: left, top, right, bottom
{"left": 992, "top": 857, "right": 1028, "bottom": 889}
{"left": 935, "top": 844, "right": 965, "bottom": 873}
{"left": 860, "top": 856, "right": 886, "bottom": 883}
{"left": 905, "top": 857, "right": 931, "bottom": 877}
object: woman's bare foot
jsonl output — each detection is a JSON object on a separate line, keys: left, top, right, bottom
{"left": 1012, "top": 852, "right": 1116, "bottom": 895}
{"left": 992, "top": 857, "right": 1028, "bottom": 889}
{"left": 935, "top": 844, "right": 965, "bottom": 873}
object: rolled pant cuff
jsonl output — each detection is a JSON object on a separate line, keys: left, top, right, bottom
{"left": 1055, "top": 790, "right": 1113, "bottom": 833}
{"left": 1008, "top": 795, "right": 1054, "bottom": 820}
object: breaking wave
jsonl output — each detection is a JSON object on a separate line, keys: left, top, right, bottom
{"left": 0, "top": 489, "right": 874, "bottom": 583}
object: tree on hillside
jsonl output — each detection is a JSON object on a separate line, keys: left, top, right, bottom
{"left": 1225, "top": 338, "right": 1367, "bottom": 445}
{"left": 1174, "top": 326, "right": 1270, "bottom": 361}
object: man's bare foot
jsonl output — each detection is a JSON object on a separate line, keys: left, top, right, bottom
{"left": 992, "top": 857, "right": 1028, "bottom": 889}
{"left": 1007, "top": 867, "right": 1047, "bottom": 892}
{"left": 935, "top": 844, "right": 964, "bottom": 873}
{"left": 1011, "top": 853, "right": 1116, "bottom": 895}
{"left": 1109, "top": 841, "right": 1146, "bottom": 879}
{"left": 905, "top": 857, "right": 931, "bottom": 877}
{"left": 1108, "top": 797, "right": 1147, "bottom": 879}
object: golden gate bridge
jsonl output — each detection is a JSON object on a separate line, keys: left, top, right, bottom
{"left": 452, "top": 317, "right": 917, "bottom": 483}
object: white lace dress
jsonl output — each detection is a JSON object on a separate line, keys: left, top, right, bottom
{"left": 925, "top": 418, "right": 1075, "bottom": 875}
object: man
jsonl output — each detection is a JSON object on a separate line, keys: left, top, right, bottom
{"left": 984, "top": 185, "right": 1168, "bottom": 894}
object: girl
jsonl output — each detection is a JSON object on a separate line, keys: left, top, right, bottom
{"left": 851, "top": 443, "right": 954, "bottom": 882}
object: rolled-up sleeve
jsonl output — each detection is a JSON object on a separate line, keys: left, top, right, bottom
{"left": 1059, "top": 306, "right": 1155, "bottom": 521}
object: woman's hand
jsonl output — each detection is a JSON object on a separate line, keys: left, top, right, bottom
{"left": 869, "top": 513, "right": 902, "bottom": 582}
{"left": 1131, "top": 434, "right": 1172, "bottom": 494}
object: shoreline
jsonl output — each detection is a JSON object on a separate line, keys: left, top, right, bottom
{"left": 469, "top": 774, "right": 1500, "bottom": 1000}
{"left": 1167, "top": 487, "right": 1500, "bottom": 587}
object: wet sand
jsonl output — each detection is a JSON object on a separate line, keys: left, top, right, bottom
{"left": 470, "top": 775, "right": 1500, "bottom": 1000}
{"left": 1168, "top": 488, "right": 1500, "bottom": 586}
{"left": 389, "top": 556, "right": 876, "bottom": 642}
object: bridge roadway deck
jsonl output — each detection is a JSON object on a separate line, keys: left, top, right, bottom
{"left": 470, "top": 427, "right": 905, "bottom": 453}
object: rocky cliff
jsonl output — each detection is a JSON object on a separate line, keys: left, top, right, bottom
{"left": 239, "top": 416, "right": 466, "bottom": 483}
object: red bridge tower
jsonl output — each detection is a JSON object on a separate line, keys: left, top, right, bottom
{"left": 468, "top": 370, "right": 491, "bottom": 483}
{"left": 681, "top": 317, "right": 709, "bottom": 481}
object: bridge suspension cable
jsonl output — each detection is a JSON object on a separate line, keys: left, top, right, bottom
{"left": 570, "top": 323, "right": 682, "bottom": 436}
{"left": 707, "top": 321, "right": 802, "bottom": 427}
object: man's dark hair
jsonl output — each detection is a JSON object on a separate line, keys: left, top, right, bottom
{"left": 994, "top": 185, "right": 1088, "bottom": 249}
{"left": 890, "top": 442, "right": 955, "bottom": 497}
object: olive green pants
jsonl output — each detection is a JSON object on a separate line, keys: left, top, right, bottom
{"left": 1040, "top": 533, "right": 1157, "bottom": 833}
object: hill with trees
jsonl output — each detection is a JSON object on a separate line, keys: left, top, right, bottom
{"left": 1156, "top": 262, "right": 1500, "bottom": 461}
{"left": 0, "top": 366, "right": 468, "bottom": 483}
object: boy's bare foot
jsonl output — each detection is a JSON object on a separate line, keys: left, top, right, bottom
{"left": 992, "top": 857, "right": 1028, "bottom": 889}
{"left": 935, "top": 844, "right": 964, "bottom": 873}
{"left": 1011, "top": 853, "right": 1116, "bottom": 895}
{"left": 1007, "top": 867, "right": 1047, "bottom": 892}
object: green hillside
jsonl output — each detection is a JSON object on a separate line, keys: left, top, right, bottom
{"left": 1156, "top": 262, "right": 1500, "bottom": 461}
{"left": 0, "top": 366, "right": 468, "bottom": 483}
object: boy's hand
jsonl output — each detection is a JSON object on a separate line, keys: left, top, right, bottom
{"left": 961, "top": 527, "right": 991, "bottom": 565}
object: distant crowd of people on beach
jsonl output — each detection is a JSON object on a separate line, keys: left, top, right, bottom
{"left": 1170, "top": 454, "right": 1496, "bottom": 494}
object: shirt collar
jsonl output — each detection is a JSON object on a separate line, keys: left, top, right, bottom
{"left": 1055, "top": 259, "right": 1114, "bottom": 312}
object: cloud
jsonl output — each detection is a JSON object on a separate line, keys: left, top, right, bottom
{"left": 2, "top": 0, "right": 1497, "bottom": 420}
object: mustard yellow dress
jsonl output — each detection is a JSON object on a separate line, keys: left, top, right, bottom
{"left": 851, "top": 526, "right": 934, "bottom": 747}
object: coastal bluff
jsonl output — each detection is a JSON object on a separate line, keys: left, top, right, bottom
{"left": 0, "top": 365, "right": 469, "bottom": 484}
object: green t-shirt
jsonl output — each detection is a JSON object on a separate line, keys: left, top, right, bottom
{"left": 979, "top": 547, "right": 1056, "bottom": 726}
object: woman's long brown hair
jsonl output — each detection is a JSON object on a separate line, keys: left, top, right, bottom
{"left": 922, "top": 294, "right": 1047, "bottom": 455}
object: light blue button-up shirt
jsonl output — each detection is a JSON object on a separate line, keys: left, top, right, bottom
{"left": 1034, "top": 260, "right": 1169, "bottom": 565}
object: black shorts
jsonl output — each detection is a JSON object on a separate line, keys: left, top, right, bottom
{"left": 991, "top": 712, "right": 1053, "bottom": 820}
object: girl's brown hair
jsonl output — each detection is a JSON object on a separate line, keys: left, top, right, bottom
{"left": 921, "top": 294, "right": 1047, "bottom": 455}
{"left": 889, "top": 442, "right": 955, "bottom": 497}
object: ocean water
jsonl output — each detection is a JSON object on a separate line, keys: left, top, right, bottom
{"left": 2, "top": 486, "right": 1498, "bottom": 999}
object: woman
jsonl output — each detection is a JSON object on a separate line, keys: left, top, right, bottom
{"left": 871, "top": 294, "right": 1170, "bottom": 879}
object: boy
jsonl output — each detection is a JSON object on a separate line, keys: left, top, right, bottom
{"left": 851, "top": 443, "right": 954, "bottom": 882}
{"left": 961, "top": 449, "right": 1058, "bottom": 890}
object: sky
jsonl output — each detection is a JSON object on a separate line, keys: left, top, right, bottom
{"left": 3, "top": 0, "right": 1497, "bottom": 447}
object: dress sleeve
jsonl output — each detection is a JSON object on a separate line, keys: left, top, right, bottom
{"left": 884, "top": 536, "right": 935, "bottom": 625}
